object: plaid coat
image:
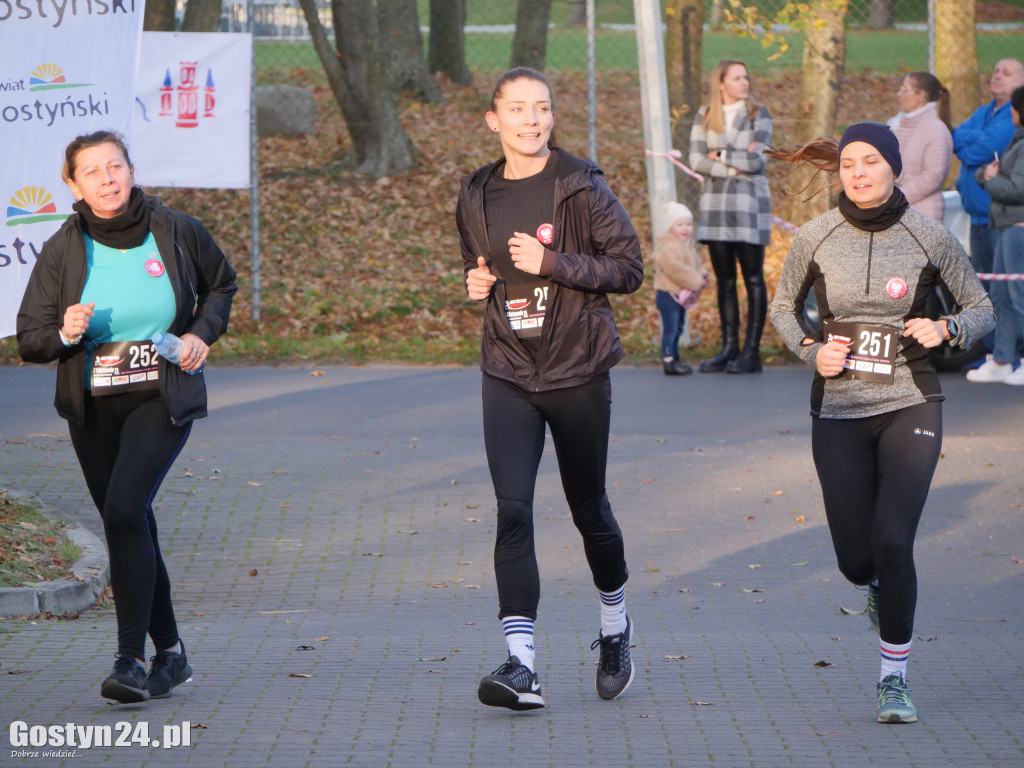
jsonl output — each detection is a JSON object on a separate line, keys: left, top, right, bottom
{"left": 689, "top": 104, "right": 773, "bottom": 246}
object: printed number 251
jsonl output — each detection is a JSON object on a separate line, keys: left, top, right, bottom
{"left": 857, "top": 330, "right": 890, "bottom": 358}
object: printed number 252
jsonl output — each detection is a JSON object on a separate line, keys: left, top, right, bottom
{"left": 130, "top": 343, "right": 158, "bottom": 369}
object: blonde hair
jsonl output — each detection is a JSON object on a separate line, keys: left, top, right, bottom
{"left": 703, "top": 59, "right": 761, "bottom": 135}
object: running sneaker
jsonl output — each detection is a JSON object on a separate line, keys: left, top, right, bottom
{"left": 866, "top": 584, "right": 880, "bottom": 632}
{"left": 591, "top": 614, "right": 634, "bottom": 700}
{"left": 147, "top": 640, "right": 194, "bottom": 698}
{"left": 966, "top": 354, "right": 1012, "bottom": 383}
{"left": 101, "top": 654, "right": 150, "bottom": 703}
{"left": 876, "top": 672, "right": 918, "bottom": 724}
{"left": 477, "top": 656, "right": 545, "bottom": 711}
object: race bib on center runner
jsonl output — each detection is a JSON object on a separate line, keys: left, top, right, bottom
{"left": 822, "top": 320, "right": 898, "bottom": 385}
{"left": 504, "top": 280, "right": 550, "bottom": 339}
{"left": 90, "top": 340, "right": 161, "bottom": 396}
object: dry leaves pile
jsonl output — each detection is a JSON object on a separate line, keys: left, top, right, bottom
{"left": 148, "top": 68, "right": 930, "bottom": 363}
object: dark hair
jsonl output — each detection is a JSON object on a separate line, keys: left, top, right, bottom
{"left": 488, "top": 67, "right": 558, "bottom": 149}
{"left": 906, "top": 71, "right": 952, "bottom": 130}
{"left": 1011, "top": 86, "right": 1024, "bottom": 120}
{"left": 62, "top": 130, "right": 133, "bottom": 183}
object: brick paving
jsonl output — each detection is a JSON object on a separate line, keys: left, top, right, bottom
{"left": 1, "top": 364, "right": 1022, "bottom": 767}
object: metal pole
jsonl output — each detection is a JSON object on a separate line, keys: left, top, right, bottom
{"left": 587, "top": 0, "right": 597, "bottom": 162}
{"left": 248, "top": 0, "right": 260, "bottom": 322}
{"left": 633, "top": 0, "right": 677, "bottom": 238}
{"left": 927, "top": 0, "right": 935, "bottom": 73}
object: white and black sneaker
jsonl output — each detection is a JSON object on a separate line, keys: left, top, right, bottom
{"left": 477, "top": 655, "right": 545, "bottom": 711}
{"left": 592, "top": 614, "right": 634, "bottom": 700}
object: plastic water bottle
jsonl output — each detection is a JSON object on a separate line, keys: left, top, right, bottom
{"left": 151, "top": 332, "right": 203, "bottom": 375}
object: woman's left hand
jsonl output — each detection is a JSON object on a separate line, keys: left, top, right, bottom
{"left": 982, "top": 159, "right": 1000, "bottom": 181}
{"left": 178, "top": 333, "right": 209, "bottom": 371}
{"left": 509, "top": 232, "right": 546, "bottom": 275}
{"left": 904, "top": 317, "right": 947, "bottom": 348}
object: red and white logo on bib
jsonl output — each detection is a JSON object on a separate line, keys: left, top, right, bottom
{"left": 536, "top": 223, "right": 554, "bottom": 245}
{"left": 144, "top": 259, "right": 165, "bottom": 277}
{"left": 885, "top": 276, "right": 907, "bottom": 299}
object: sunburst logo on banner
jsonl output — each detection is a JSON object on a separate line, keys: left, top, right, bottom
{"left": 6, "top": 187, "right": 67, "bottom": 226}
{"left": 28, "top": 62, "right": 92, "bottom": 92}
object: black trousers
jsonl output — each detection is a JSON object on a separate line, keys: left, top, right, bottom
{"left": 69, "top": 389, "right": 191, "bottom": 659}
{"left": 707, "top": 241, "right": 767, "bottom": 339}
{"left": 811, "top": 401, "right": 942, "bottom": 645}
{"left": 482, "top": 372, "right": 628, "bottom": 620}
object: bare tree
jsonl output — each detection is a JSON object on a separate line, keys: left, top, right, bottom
{"left": 181, "top": 0, "right": 222, "bottom": 32}
{"left": 297, "top": 0, "right": 416, "bottom": 178}
{"left": 429, "top": 0, "right": 472, "bottom": 86}
{"left": 144, "top": 0, "right": 176, "bottom": 31}
{"left": 782, "top": 0, "right": 849, "bottom": 225}
{"left": 379, "top": 0, "right": 441, "bottom": 102}
{"left": 510, "top": 0, "right": 553, "bottom": 71}
{"left": 664, "top": 0, "right": 705, "bottom": 214}
{"left": 935, "top": 0, "right": 979, "bottom": 125}
{"left": 864, "top": 0, "right": 895, "bottom": 29}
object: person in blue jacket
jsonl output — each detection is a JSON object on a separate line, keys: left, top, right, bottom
{"left": 953, "top": 59, "right": 1024, "bottom": 280}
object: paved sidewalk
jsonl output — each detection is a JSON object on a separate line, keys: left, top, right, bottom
{"left": 1, "top": 364, "right": 1022, "bottom": 768}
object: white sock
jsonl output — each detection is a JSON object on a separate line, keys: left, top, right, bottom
{"left": 880, "top": 639, "right": 912, "bottom": 682}
{"left": 599, "top": 585, "right": 628, "bottom": 637}
{"left": 502, "top": 616, "right": 535, "bottom": 671}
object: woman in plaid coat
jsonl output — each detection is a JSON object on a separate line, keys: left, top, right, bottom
{"left": 689, "top": 59, "right": 773, "bottom": 374}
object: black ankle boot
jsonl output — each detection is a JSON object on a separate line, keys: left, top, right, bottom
{"left": 663, "top": 359, "right": 693, "bottom": 376}
{"left": 725, "top": 346, "right": 762, "bottom": 373}
{"left": 699, "top": 329, "right": 738, "bottom": 373}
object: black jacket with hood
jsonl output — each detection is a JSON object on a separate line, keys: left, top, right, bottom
{"left": 456, "top": 148, "right": 643, "bottom": 391}
{"left": 16, "top": 192, "right": 237, "bottom": 427}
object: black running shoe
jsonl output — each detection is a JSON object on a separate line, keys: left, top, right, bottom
{"left": 477, "top": 655, "right": 545, "bottom": 711}
{"left": 147, "top": 640, "right": 193, "bottom": 698}
{"left": 101, "top": 654, "right": 150, "bottom": 703}
{"left": 592, "top": 614, "right": 634, "bottom": 700}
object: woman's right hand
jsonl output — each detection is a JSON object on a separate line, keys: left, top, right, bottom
{"left": 982, "top": 159, "right": 1000, "bottom": 181}
{"left": 62, "top": 302, "right": 95, "bottom": 340}
{"left": 815, "top": 340, "right": 850, "bottom": 377}
{"left": 466, "top": 256, "right": 496, "bottom": 301}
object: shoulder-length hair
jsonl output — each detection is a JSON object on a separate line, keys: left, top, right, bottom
{"left": 703, "top": 59, "right": 761, "bottom": 135}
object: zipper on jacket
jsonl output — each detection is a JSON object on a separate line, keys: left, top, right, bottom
{"left": 865, "top": 232, "right": 874, "bottom": 294}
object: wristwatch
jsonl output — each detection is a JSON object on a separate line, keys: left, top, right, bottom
{"left": 945, "top": 316, "right": 960, "bottom": 343}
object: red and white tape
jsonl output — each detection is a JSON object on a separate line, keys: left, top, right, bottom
{"left": 976, "top": 273, "right": 1024, "bottom": 280}
{"left": 644, "top": 149, "right": 704, "bottom": 182}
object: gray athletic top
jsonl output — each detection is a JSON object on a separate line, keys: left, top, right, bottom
{"left": 770, "top": 206, "right": 995, "bottom": 418}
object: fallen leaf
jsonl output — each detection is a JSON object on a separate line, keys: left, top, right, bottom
{"left": 982, "top": 551, "right": 1010, "bottom": 557}
{"left": 363, "top": 470, "right": 374, "bottom": 474}
{"left": 689, "top": 701, "right": 713, "bottom": 706}
{"left": 429, "top": 582, "right": 448, "bottom": 589}
{"left": 289, "top": 672, "right": 313, "bottom": 678}
{"left": 710, "top": 582, "right": 725, "bottom": 587}
{"left": 397, "top": 530, "right": 419, "bottom": 535}
{"left": 310, "top": 370, "right": 326, "bottom": 376}
{"left": 42, "top": 536, "right": 56, "bottom": 545}
{"left": 790, "top": 560, "right": 809, "bottom": 567}
{"left": 195, "top": 612, "right": 203, "bottom": 617}
{"left": 664, "top": 654, "right": 689, "bottom": 661}
{"left": 294, "top": 645, "right": 315, "bottom": 651}
{"left": 678, "top": 588, "right": 689, "bottom": 593}
{"left": 362, "top": 552, "right": 382, "bottom": 557}
{"left": 840, "top": 605, "right": 865, "bottom": 616}
{"left": 754, "top": 599, "right": 765, "bottom": 603}
{"left": 316, "top": 636, "right": 331, "bottom": 641}
{"left": 640, "top": 478, "right": 653, "bottom": 483}
{"left": 639, "top": 714, "right": 653, "bottom": 718}
{"left": 249, "top": 568, "right": 258, "bottom": 577}
{"left": 247, "top": 481, "right": 263, "bottom": 487}
{"left": 744, "top": 515, "right": 756, "bottom": 520}
{"left": 747, "top": 563, "right": 762, "bottom": 569}
{"left": 465, "top": 504, "right": 479, "bottom": 510}
{"left": 813, "top": 660, "right": 833, "bottom": 667}
{"left": 742, "top": 588, "right": 765, "bottom": 593}
{"left": 463, "top": 517, "right": 480, "bottom": 523}
{"left": 794, "top": 516, "right": 806, "bottom": 523}
{"left": 464, "top": 584, "right": 481, "bottom": 589}
{"left": 450, "top": 577, "right": 465, "bottom": 584}
{"left": 18, "top": 521, "right": 38, "bottom": 531}
{"left": 774, "top": 490, "right": 784, "bottom": 495}
{"left": 418, "top": 656, "right": 447, "bottom": 662}
{"left": 190, "top": 723, "right": 208, "bottom": 730}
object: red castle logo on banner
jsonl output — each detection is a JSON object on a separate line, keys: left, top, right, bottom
{"left": 158, "top": 62, "right": 216, "bottom": 128}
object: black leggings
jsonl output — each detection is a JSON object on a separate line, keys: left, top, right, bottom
{"left": 811, "top": 401, "right": 942, "bottom": 644}
{"left": 482, "top": 372, "right": 628, "bottom": 620}
{"left": 69, "top": 390, "right": 191, "bottom": 659}
{"left": 707, "top": 241, "right": 766, "bottom": 335}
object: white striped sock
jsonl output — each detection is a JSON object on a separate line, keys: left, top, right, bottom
{"left": 599, "top": 585, "right": 627, "bottom": 636}
{"left": 879, "top": 639, "right": 912, "bottom": 682}
{"left": 502, "top": 616, "right": 535, "bottom": 671}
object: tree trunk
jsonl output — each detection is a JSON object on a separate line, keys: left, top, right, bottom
{"left": 379, "top": 0, "right": 441, "bottom": 102}
{"left": 935, "top": 0, "right": 978, "bottom": 126}
{"left": 297, "top": 0, "right": 416, "bottom": 178}
{"left": 510, "top": 0, "right": 553, "bottom": 71}
{"left": 567, "top": 0, "right": 586, "bottom": 27}
{"left": 429, "top": 0, "right": 472, "bottom": 86}
{"left": 664, "top": 0, "right": 705, "bottom": 215}
{"left": 708, "top": 0, "right": 724, "bottom": 27}
{"left": 181, "top": 0, "right": 222, "bottom": 32}
{"left": 782, "top": 0, "right": 848, "bottom": 225}
{"left": 864, "top": 0, "right": 895, "bottom": 29}
{"left": 144, "top": 0, "right": 176, "bottom": 31}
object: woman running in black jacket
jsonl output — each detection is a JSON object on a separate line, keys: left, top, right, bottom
{"left": 457, "top": 68, "right": 643, "bottom": 711}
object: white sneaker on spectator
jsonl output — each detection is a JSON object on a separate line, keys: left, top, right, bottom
{"left": 1004, "top": 359, "right": 1024, "bottom": 386}
{"left": 966, "top": 354, "right": 1013, "bottom": 383}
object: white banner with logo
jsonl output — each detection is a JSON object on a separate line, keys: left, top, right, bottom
{"left": 131, "top": 32, "right": 252, "bottom": 190}
{"left": 0, "top": 0, "right": 144, "bottom": 339}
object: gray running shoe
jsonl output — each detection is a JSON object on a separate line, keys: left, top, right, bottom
{"left": 478, "top": 656, "right": 545, "bottom": 711}
{"left": 591, "top": 614, "right": 634, "bottom": 700}
{"left": 867, "top": 583, "right": 880, "bottom": 632}
{"left": 877, "top": 672, "right": 918, "bottom": 724}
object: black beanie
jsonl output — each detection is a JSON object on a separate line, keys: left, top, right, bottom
{"left": 838, "top": 121, "right": 903, "bottom": 178}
